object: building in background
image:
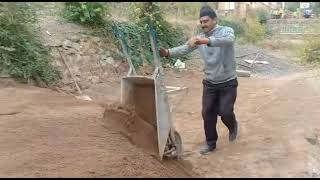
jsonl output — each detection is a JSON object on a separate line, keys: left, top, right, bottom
{"left": 216, "top": 2, "right": 280, "bottom": 18}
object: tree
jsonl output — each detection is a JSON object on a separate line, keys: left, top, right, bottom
{"left": 285, "top": 2, "right": 300, "bottom": 12}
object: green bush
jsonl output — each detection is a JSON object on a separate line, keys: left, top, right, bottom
{"left": 249, "top": 8, "right": 270, "bottom": 24}
{"left": 111, "top": 22, "right": 145, "bottom": 68}
{"left": 219, "top": 17, "right": 245, "bottom": 37}
{"left": 63, "top": 2, "right": 106, "bottom": 26}
{"left": 243, "top": 16, "right": 267, "bottom": 44}
{"left": 300, "top": 35, "right": 320, "bottom": 63}
{"left": 0, "top": 3, "right": 60, "bottom": 86}
{"left": 285, "top": 2, "right": 300, "bottom": 12}
{"left": 113, "top": 2, "right": 189, "bottom": 67}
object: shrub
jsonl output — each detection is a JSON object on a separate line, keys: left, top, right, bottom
{"left": 243, "top": 16, "right": 267, "bottom": 44}
{"left": 219, "top": 17, "right": 245, "bottom": 37}
{"left": 249, "top": 8, "right": 270, "bottom": 24}
{"left": 0, "top": 2, "right": 60, "bottom": 86}
{"left": 63, "top": 2, "right": 106, "bottom": 27}
{"left": 113, "top": 2, "right": 189, "bottom": 68}
{"left": 299, "top": 35, "right": 320, "bottom": 63}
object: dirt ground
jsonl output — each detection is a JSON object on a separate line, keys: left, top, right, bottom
{"left": 1, "top": 55, "right": 320, "bottom": 177}
{"left": 165, "top": 68, "right": 320, "bottom": 178}
{"left": 2, "top": 3, "right": 320, "bottom": 177}
{"left": 0, "top": 78, "right": 193, "bottom": 178}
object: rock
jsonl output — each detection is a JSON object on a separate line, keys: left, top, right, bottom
{"left": 44, "top": 40, "right": 62, "bottom": 47}
{"left": 69, "top": 35, "right": 81, "bottom": 43}
{"left": 64, "top": 48, "right": 78, "bottom": 55}
{"left": 103, "top": 72, "right": 109, "bottom": 77}
{"left": 105, "top": 51, "right": 111, "bottom": 57}
{"left": 71, "top": 66, "right": 81, "bottom": 76}
{"left": 80, "top": 55, "right": 91, "bottom": 62}
{"left": 100, "top": 55, "right": 107, "bottom": 60}
{"left": 74, "top": 54, "right": 82, "bottom": 64}
{"left": 92, "top": 37, "right": 101, "bottom": 43}
{"left": 80, "top": 38, "right": 88, "bottom": 43}
{"left": 97, "top": 48, "right": 104, "bottom": 54}
{"left": 92, "top": 55, "right": 100, "bottom": 62}
{"left": 81, "top": 34, "right": 89, "bottom": 39}
{"left": 88, "top": 48, "right": 96, "bottom": 54}
{"left": 60, "top": 85, "right": 75, "bottom": 93}
{"left": 72, "top": 43, "right": 80, "bottom": 51}
{"left": 79, "top": 51, "right": 84, "bottom": 56}
{"left": 52, "top": 59, "right": 63, "bottom": 67}
{"left": 88, "top": 76, "right": 100, "bottom": 84}
{"left": 63, "top": 40, "right": 80, "bottom": 51}
{"left": 78, "top": 81, "right": 91, "bottom": 90}
{"left": 61, "top": 78, "right": 73, "bottom": 85}
{"left": 100, "top": 60, "right": 107, "bottom": 66}
{"left": 63, "top": 40, "right": 73, "bottom": 49}
{"left": 106, "top": 57, "right": 116, "bottom": 66}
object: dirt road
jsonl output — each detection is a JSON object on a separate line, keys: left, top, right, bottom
{"left": 1, "top": 45, "right": 320, "bottom": 177}
{"left": 2, "top": 65, "right": 319, "bottom": 177}
{"left": 0, "top": 79, "right": 191, "bottom": 178}
{"left": 166, "top": 68, "right": 320, "bottom": 178}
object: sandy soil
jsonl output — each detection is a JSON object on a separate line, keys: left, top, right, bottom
{"left": 2, "top": 3, "right": 320, "bottom": 177}
{"left": 164, "top": 68, "right": 320, "bottom": 178}
{"left": 2, "top": 60, "right": 320, "bottom": 178}
{"left": 0, "top": 78, "right": 193, "bottom": 178}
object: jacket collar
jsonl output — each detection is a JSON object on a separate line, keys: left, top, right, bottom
{"left": 204, "top": 24, "right": 220, "bottom": 37}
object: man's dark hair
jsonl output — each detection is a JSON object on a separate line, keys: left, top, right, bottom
{"left": 200, "top": 6, "right": 217, "bottom": 19}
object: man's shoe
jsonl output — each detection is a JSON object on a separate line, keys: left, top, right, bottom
{"left": 199, "top": 145, "right": 216, "bottom": 155}
{"left": 229, "top": 121, "right": 238, "bottom": 142}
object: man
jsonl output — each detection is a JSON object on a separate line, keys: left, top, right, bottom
{"left": 159, "top": 6, "right": 238, "bottom": 155}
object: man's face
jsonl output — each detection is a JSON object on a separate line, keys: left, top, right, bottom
{"left": 200, "top": 16, "right": 216, "bottom": 33}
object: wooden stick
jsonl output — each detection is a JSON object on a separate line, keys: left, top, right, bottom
{"left": 56, "top": 47, "right": 82, "bottom": 95}
{"left": 250, "top": 52, "right": 261, "bottom": 69}
{"left": 236, "top": 70, "right": 251, "bottom": 77}
{"left": 237, "top": 63, "right": 251, "bottom": 68}
{"left": 235, "top": 51, "right": 259, "bottom": 58}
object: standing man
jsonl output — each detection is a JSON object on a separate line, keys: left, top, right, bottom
{"left": 159, "top": 6, "right": 238, "bottom": 155}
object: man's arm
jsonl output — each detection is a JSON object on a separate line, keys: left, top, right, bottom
{"left": 207, "top": 27, "right": 235, "bottom": 47}
{"left": 159, "top": 37, "right": 199, "bottom": 58}
{"left": 184, "top": 27, "right": 235, "bottom": 48}
{"left": 167, "top": 44, "right": 197, "bottom": 58}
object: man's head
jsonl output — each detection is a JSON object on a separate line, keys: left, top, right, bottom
{"left": 199, "top": 6, "right": 217, "bottom": 33}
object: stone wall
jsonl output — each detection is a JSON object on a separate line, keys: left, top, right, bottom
{"left": 50, "top": 34, "right": 129, "bottom": 93}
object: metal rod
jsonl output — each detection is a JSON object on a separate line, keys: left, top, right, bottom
{"left": 149, "top": 29, "right": 161, "bottom": 69}
{"left": 118, "top": 38, "right": 137, "bottom": 76}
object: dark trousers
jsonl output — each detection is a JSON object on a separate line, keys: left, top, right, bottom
{"left": 202, "top": 78, "right": 238, "bottom": 147}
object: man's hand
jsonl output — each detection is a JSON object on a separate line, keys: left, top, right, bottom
{"left": 187, "top": 36, "right": 199, "bottom": 48}
{"left": 195, "top": 37, "right": 210, "bottom": 45}
{"left": 187, "top": 36, "right": 210, "bottom": 48}
{"left": 159, "top": 48, "right": 169, "bottom": 57}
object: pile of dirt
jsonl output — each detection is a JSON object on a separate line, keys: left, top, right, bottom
{"left": 0, "top": 81, "right": 194, "bottom": 178}
{"left": 103, "top": 103, "right": 158, "bottom": 155}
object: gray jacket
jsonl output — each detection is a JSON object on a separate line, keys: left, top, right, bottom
{"left": 168, "top": 25, "right": 237, "bottom": 84}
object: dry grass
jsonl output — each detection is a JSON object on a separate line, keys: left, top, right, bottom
{"left": 257, "top": 37, "right": 304, "bottom": 51}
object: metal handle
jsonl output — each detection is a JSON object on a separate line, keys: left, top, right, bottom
{"left": 149, "top": 28, "right": 161, "bottom": 73}
{"left": 112, "top": 24, "right": 137, "bottom": 76}
{"left": 118, "top": 38, "right": 137, "bottom": 76}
